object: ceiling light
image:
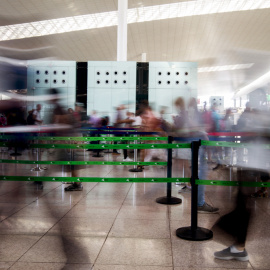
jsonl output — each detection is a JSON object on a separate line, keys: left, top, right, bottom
{"left": 198, "top": 63, "right": 254, "bottom": 73}
{"left": 0, "top": 0, "right": 270, "bottom": 41}
{"left": 235, "top": 70, "right": 270, "bottom": 97}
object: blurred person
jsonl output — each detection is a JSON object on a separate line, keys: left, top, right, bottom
{"left": 210, "top": 103, "right": 231, "bottom": 170}
{"left": 89, "top": 110, "right": 100, "bottom": 127}
{"left": 132, "top": 110, "right": 142, "bottom": 128}
{"left": 32, "top": 104, "right": 43, "bottom": 125}
{"left": 67, "top": 108, "right": 75, "bottom": 125}
{"left": 6, "top": 105, "right": 27, "bottom": 126}
{"left": 160, "top": 106, "right": 171, "bottom": 132}
{"left": 236, "top": 102, "right": 253, "bottom": 166}
{"left": 48, "top": 88, "right": 83, "bottom": 192}
{"left": 213, "top": 171, "right": 251, "bottom": 261}
{"left": 117, "top": 111, "right": 135, "bottom": 161}
{"left": 87, "top": 110, "right": 103, "bottom": 156}
{"left": 173, "top": 97, "right": 191, "bottom": 185}
{"left": 201, "top": 102, "right": 214, "bottom": 163}
{"left": 113, "top": 105, "right": 126, "bottom": 155}
{"left": 174, "top": 97, "right": 219, "bottom": 213}
{"left": 237, "top": 102, "right": 252, "bottom": 132}
{"left": 140, "top": 103, "right": 166, "bottom": 165}
{"left": 0, "top": 113, "right": 7, "bottom": 126}
{"left": 26, "top": 110, "right": 35, "bottom": 125}
{"left": 214, "top": 104, "right": 270, "bottom": 261}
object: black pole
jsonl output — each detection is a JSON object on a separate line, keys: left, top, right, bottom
{"left": 191, "top": 140, "right": 199, "bottom": 231}
{"left": 129, "top": 132, "right": 143, "bottom": 172}
{"left": 176, "top": 140, "right": 213, "bottom": 241}
{"left": 156, "top": 136, "right": 182, "bottom": 205}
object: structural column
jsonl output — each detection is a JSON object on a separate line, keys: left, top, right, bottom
{"left": 117, "top": 0, "right": 128, "bottom": 61}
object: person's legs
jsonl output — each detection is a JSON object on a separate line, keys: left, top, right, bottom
{"left": 197, "top": 146, "right": 219, "bottom": 213}
{"left": 65, "top": 146, "right": 83, "bottom": 191}
{"left": 251, "top": 172, "right": 269, "bottom": 197}
{"left": 214, "top": 189, "right": 250, "bottom": 261}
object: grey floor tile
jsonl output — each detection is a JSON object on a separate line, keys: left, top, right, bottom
{"left": 12, "top": 203, "right": 73, "bottom": 218}
{"left": 10, "top": 262, "right": 92, "bottom": 270}
{"left": 19, "top": 235, "right": 106, "bottom": 263}
{"left": 93, "top": 266, "right": 173, "bottom": 270}
{"left": 0, "top": 262, "right": 13, "bottom": 269}
{"left": 117, "top": 205, "right": 168, "bottom": 220}
{"left": 96, "top": 238, "right": 172, "bottom": 266}
{"left": 65, "top": 205, "right": 120, "bottom": 219}
{"left": 48, "top": 217, "right": 114, "bottom": 237}
{"left": 174, "top": 268, "right": 250, "bottom": 270}
{"left": 0, "top": 235, "right": 40, "bottom": 261}
{"left": 109, "top": 218, "right": 170, "bottom": 239}
{"left": 0, "top": 216, "right": 58, "bottom": 235}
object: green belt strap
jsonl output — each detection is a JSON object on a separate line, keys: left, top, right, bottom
{"left": 196, "top": 179, "right": 270, "bottom": 187}
{"left": 0, "top": 176, "right": 190, "bottom": 183}
{"left": 201, "top": 140, "right": 270, "bottom": 149}
{"left": 0, "top": 159, "right": 167, "bottom": 166}
{"left": 0, "top": 142, "right": 191, "bottom": 149}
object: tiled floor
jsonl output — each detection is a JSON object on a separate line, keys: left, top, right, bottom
{"left": 0, "top": 148, "right": 269, "bottom": 269}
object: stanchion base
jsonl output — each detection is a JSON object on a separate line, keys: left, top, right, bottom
{"left": 31, "top": 167, "right": 44, "bottom": 172}
{"left": 129, "top": 168, "right": 143, "bottom": 172}
{"left": 156, "top": 196, "right": 182, "bottom": 205}
{"left": 10, "top": 153, "right": 22, "bottom": 156}
{"left": 176, "top": 226, "right": 213, "bottom": 241}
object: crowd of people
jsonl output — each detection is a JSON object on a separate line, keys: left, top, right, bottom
{"left": 1, "top": 88, "right": 270, "bottom": 262}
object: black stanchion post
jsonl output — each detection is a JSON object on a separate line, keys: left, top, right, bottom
{"left": 176, "top": 140, "right": 213, "bottom": 241}
{"left": 92, "top": 133, "right": 103, "bottom": 157}
{"left": 156, "top": 136, "right": 182, "bottom": 205}
{"left": 129, "top": 132, "right": 143, "bottom": 172}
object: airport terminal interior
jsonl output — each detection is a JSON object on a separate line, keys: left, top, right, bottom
{"left": 1, "top": 0, "right": 270, "bottom": 269}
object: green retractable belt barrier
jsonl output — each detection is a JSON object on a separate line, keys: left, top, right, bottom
{"left": 0, "top": 142, "right": 190, "bottom": 150}
{"left": 0, "top": 176, "right": 190, "bottom": 183}
{"left": 201, "top": 140, "right": 270, "bottom": 149}
{"left": 196, "top": 179, "right": 270, "bottom": 187}
{"left": 0, "top": 159, "right": 167, "bottom": 166}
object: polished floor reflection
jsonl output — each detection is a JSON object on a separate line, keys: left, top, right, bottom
{"left": 0, "top": 148, "right": 268, "bottom": 269}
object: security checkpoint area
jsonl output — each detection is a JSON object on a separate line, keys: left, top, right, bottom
{"left": 0, "top": 0, "right": 270, "bottom": 269}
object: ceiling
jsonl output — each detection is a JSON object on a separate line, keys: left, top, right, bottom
{"left": 0, "top": 0, "right": 270, "bottom": 97}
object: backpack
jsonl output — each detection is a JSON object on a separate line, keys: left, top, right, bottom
{"left": 27, "top": 110, "right": 35, "bottom": 125}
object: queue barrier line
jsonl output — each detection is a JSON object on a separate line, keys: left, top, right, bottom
{"left": 0, "top": 136, "right": 168, "bottom": 141}
{"left": 201, "top": 140, "right": 270, "bottom": 149}
{"left": 0, "top": 142, "right": 191, "bottom": 150}
{"left": 196, "top": 179, "right": 270, "bottom": 188}
{"left": 0, "top": 176, "right": 190, "bottom": 183}
{"left": 0, "top": 159, "right": 167, "bottom": 166}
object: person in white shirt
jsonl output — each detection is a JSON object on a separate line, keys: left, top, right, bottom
{"left": 32, "top": 104, "right": 43, "bottom": 125}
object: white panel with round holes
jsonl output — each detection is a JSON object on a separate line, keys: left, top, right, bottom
{"left": 51, "top": 67, "right": 68, "bottom": 88}
{"left": 149, "top": 62, "right": 197, "bottom": 122}
{"left": 87, "top": 61, "right": 136, "bottom": 118}
{"left": 27, "top": 61, "right": 76, "bottom": 123}
{"left": 210, "top": 96, "right": 224, "bottom": 111}
{"left": 33, "top": 67, "right": 51, "bottom": 88}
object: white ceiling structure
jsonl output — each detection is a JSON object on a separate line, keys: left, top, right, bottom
{"left": 0, "top": 0, "right": 270, "bottom": 98}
